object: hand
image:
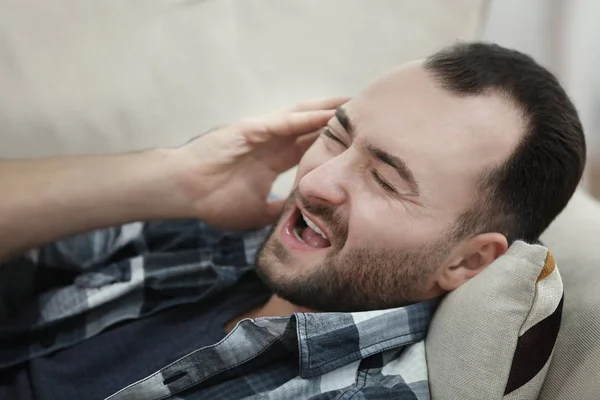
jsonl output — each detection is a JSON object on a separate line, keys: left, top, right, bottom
{"left": 173, "top": 97, "right": 349, "bottom": 230}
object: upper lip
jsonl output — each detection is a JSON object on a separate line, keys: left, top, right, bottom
{"left": 296, "top": 201, "right": 331, "bottom": 242}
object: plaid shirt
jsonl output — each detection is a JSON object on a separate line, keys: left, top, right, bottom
{"left": 0, "top": 219, "right": 437, "bottom": 399}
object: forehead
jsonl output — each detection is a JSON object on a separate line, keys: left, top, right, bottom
{"left": 343, "top": 61, "right": 524, "bottom": 213}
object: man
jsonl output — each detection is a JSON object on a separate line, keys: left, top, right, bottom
{"left": 0, "top": 43, "right": 585, "bottom": 399}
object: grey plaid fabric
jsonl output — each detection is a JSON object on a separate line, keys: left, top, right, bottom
{"left": 0, "top": 219, "right": 437, "bottom": 399}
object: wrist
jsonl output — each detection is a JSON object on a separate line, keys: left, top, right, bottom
{"left": 161, "top": 146, "right": 221, "bottom": 220}
{"left": 138, "top": 148, "right": 198, "bottom": 219}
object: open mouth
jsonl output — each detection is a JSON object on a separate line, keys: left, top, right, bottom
{"left": 283, "top": 207, "right": 332, "bottom": 250}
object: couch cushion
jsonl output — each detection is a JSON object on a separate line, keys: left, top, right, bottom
{"left": 426, "top": 241, "right": 563, "bottom": 400}
{"left": 539, "top": 189, "right": 600, "bottom": 399}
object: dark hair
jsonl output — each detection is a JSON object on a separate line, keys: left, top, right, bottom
{"left": 424, "top": 42, "right": 586, "bottom": 244}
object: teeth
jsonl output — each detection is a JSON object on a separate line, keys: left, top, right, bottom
{"left": 301, "top": 212, "right": 328, "bottom": 240}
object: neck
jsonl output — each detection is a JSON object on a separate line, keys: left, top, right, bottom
{"left": 224, "top": 295, "right": 313, "bottom": 333}
{"left": 256, "top": 295, "right": 313, "bottom": 316}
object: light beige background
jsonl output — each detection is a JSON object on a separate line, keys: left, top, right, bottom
{"left": 0, "top": 0, "right": 487, "bottom": 196}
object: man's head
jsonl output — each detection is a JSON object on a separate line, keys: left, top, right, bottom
{"left": 256, "top": 42, "right": 586, "bottom": 312}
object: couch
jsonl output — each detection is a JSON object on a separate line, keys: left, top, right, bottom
{"left": 1, "top": 1, "right": 598, "bottom": 398}
{"left": 539, "top": 189, "right": 600, "bottom": 399}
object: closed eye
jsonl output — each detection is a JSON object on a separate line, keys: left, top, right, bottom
{"left": 323, "top": 127, "right": 397, "bottom": 195}
{"left": 322, "top": 127, "right": 346, "bottom": 147}
{"left": 371, "top": 170, "right": 397, "bottom": 194}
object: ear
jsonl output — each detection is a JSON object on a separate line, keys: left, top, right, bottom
{"left": 435, "top": 233, "right": 508, "bottom": 292}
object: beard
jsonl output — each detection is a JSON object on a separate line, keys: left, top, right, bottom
{"left": 255, "top": 190, "right": 450, "bottom": 312}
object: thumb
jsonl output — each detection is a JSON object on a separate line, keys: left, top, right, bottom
{"left": 265, "top": 198, "right": 286, "bottom": 219}
{"left": 240, "top": 199, "right": 285, "bottom": 230}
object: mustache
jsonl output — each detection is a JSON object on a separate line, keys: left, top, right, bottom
{"left": 290, "top": 189, "right": 348, "bottom": 246}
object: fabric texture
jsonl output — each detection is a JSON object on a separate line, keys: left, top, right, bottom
{"left": 0, "top": 220, "right": 268, "bottom": 369}
{"left": 109, "top": 302, "right": 436, "bottom": 400}
{"left": 539, "top": 189, "right": 600, "bottom": 400}
{"left": 426, "top": 241, "right": 563, "bottom": 400}
{"left": 0, "top": 272, "right": 271, "bottom": 400}
{"left": 0, "top": 220, "right": 437, "bottom": 399}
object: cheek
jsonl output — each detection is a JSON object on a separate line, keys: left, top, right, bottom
{"left": 344, "top": 198, "right": 435, "bottom": 252}
{"left": 345, "top": 198, "right": 395, "bottom": 246}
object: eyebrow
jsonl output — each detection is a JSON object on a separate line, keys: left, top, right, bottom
{"left": 367, "top": 144, "right": 420, "bottom": 196}
{"left": 335, "top": 107, "right": 353, "bottom": 137}
{"left": 334, "top": 106, "right": 420, "bottom": 196}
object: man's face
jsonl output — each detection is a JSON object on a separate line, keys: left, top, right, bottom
{"left": 257, "top": 61, "right": 523, "bottom": 312}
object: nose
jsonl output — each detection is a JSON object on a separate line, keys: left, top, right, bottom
{"left": 298, "top": 157, "right": 349, "bottom": 206}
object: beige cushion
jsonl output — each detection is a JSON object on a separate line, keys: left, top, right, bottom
{"left": 426, "top": 241, "right": 563, "bottom": 400}
{"left": 539, "top": 189, "right": 600, "bottom": 400}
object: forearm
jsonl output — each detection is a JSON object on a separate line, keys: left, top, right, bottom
{"left": 0, "top": 149, "right": 192, "bottom": 260}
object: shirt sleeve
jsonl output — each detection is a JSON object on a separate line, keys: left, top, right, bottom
{"left": 0, "top": 222, "right": 145, "bottom": 323}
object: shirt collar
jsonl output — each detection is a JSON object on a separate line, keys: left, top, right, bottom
{"left": 294, "top": 299, "right": 439, "bottom": 378}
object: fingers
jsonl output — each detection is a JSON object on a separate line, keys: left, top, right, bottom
{"left": 266, "top": 110, "right": 334, "bottom": 137}
{"left": 265, "top": 198, "right": 286, "bottom": 219}
{"left": 239, "top": 96, "right": 350, "bottom": 144}
{"left": 242, "top": 109, "right": 334, "bottom": 143}
{"left": 260, "top": 96, "right": 350, "bottom": 120}
{"left": 269, "top": 131, "right": 320, "bottom": 173}
{"left": 295, "top": 131, "right": 320, "bottom": 156}
{"left": 247, "top": 198, "right": 286, "bottom": 228}
{"left": 291, "top": 96, "right": 351, "bottom": 112}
